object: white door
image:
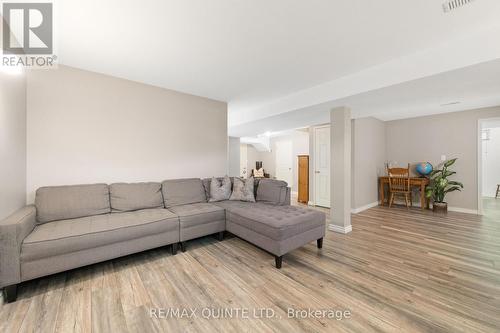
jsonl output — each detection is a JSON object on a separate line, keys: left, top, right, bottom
{"left": 275, "top": 140, "right": 293, "bottom": 187}
{"left": 314, "top": 126, "right": 330, "bottom": 207}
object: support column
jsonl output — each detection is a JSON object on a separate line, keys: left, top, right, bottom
{"left": 329, "top": 107, "right": 352, "bottom": 234}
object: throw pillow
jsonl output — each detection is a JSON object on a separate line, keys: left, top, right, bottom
{"left": 254, "top": 168, "right": 264, "bottom": 177}
{"left": 209, "top": 176, "right": 231, "bottom": 202}
{"left": 230, "top": 177, "right": 256, "bottom": 202}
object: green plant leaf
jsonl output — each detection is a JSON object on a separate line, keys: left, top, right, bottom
{"left": 444, "top": 158, "right": 457, "bottom": 167}
{"left": 426, "top": 158, "right": 461, "bottom": 202}
{"left": 438, "top": 178, "right": 448, "bottom": 188}
{"left": 429, "top": 169, "right": 442, "bottom": 177}
{"left": 444, "top": 186, "right": 462, "bottom": 194}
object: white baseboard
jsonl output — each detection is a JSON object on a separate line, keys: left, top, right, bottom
{"left": 328, "top": 224, "right": 352, "bottom": 234}
{"left": 307, "top": 201, "right": 315, "bottom": 206}
{"left": 426, "top": 203, "right": 478, "bottom": 215}
{"left": 351, "top": 201, "right": 379, "bottom": 214}
{"left": 447, "top": 206, "right": 479, "bottom": 215}
{"left": 386, "top": 201, "right": 479, "bottom": 215}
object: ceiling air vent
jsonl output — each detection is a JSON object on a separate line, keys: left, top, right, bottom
{"left": 442, "top": 0, "right": 476, "bottom": 13}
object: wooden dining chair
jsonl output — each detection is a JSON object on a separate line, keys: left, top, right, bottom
{"left": 388, "top": 164, "right": 411, "bottom": 208}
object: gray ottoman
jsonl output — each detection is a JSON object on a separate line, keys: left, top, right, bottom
{"left": 216, "top": 202, "right": 326, "bottom": 268}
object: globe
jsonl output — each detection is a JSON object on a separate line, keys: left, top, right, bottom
{"left": 416, "top": 162, "right": 433, "bottom": 176}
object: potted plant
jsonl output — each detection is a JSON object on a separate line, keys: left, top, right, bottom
{"left": 425, "top": 158, "right": 463, "bottom": 213}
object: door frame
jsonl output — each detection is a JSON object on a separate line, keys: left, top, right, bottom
{"left": 477, "top": 117, "right": 500, "bottom": 215}
{"left": 313, "top": 124, "right": 331, "bottom": 208}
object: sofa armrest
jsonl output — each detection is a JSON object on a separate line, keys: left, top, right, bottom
{"left": 283, "top": 187, "right": 291, "bottom": 206}
{"left": 0, "top": 205, "right": 36, "bottom": 288}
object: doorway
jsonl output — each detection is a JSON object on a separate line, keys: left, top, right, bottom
{"left": 240, "top": 144, "right": 248, "bottom": 178}
{"left": 314, "top": 125, "right": 330, "bottom": 208}
{"left": 478, "top": 118, "right": 500, "bottom": 218}
{"left": 275, "top": 140, "right": 293, "bottom": 187}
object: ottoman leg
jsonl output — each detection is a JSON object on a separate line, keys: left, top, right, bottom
{"left": 275, "top": 256, "right": 283, "bottom": 269}
{"left": 171, "top": 243, "right": 178, "bottom": 255}
{"left": 317, "top": 238, "right": 323, "bottom": 249}
{"left": 180, "top": 241, "right": 187, "bottom": 252}
{"left": 217, "top": 231, "right": 224, "bottom": 241}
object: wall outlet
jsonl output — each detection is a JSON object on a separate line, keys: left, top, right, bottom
{"left": 441, "top": 155, "right": 446, "bottom": 161}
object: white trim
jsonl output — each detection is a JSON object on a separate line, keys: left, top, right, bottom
{"left": 351, "top": 201, "right": 379, "bottom": 214}
{"left": 478, "top": 119, "right": 483, "bottom": 215}
{"left": 447, "top": 206, "right": 479, "bottom": 215}
{"left": 291, "top": 191, "right": 298, "bottom": 196}
{"left": 307, "top": 201, "right": 315, "bottom": 206}
{"left": 313, "top": 124, "right": 331, "bottom": 129}
{"left": 328, "top": 224, "right": 352, "bottom": 234}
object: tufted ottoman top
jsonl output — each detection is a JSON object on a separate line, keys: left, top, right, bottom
{"left": 218, "top": 202, "right": 326, "bottom": 241}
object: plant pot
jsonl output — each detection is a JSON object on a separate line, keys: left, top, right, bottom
{"left": 433, "top": 202, "right": 448, "bottom": 214}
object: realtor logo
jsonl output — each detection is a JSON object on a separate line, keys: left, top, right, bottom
{"left": 2, "top": 2, "right": 53, "bottom": 54}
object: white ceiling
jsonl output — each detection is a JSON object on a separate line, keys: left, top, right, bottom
{"left": 54, "top": 0, "right": 500, "bottom": 135}
{"left": 229, "top": 59, "right": 500, "bottom": 137}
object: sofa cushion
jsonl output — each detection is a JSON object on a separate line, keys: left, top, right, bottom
{"left": 110, "top": 182, "right": 163, "bottom": 212}
{"left": 256, "top": 179, "right": 289, "bottom": 205}
{"left": 168, "top": 203, "right": 225, "bottom": 229}
{"left": 219, "top": 202, "right": 325, "bottom": 241}
{"left": 21, "top": 208, "right": 179, "bottom": 261}
{"left": 162, "top": 178, "right": 207, "bottom": 208}
{"left": 35, "top": 184, "right": 110, "bottom": 224}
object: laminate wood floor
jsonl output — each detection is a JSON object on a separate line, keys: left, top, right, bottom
{"left": 1, "top": 205, "right": 499, "bottom": 333}
{"left": 483, "top": 197, "right": 500, "bottom": 220}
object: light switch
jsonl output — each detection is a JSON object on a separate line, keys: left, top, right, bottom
{"left": 441, "top": 155, "right": 446, "bottom": 161}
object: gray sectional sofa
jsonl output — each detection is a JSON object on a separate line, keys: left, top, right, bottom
{"left": 0, "top": 178, "right": 325, "bottom": 303}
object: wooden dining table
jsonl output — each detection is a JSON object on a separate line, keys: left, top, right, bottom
{"left": 379, "top": 176, "right": 430, "bottom": 209}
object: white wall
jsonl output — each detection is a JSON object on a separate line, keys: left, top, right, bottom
{"left": 240, "top": 143, "right": 248, "bottom": 178}
{"left": 0, "top": 70, "right": 27, "bottom": 219}
{"left": 26, "top": 66, "right": 227, "bottom": 202}
{"left": 228, "top": 137, "right": 240, "bottom": 177}
{"left": 351, "top": 117, "right": 386, "bottom": 209}
{"left": 482, "top": 127, "right": 500, "bottom": 197}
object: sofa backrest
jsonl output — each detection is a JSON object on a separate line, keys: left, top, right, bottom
{"left": 162, "top": 178, "right": 207, "bottom": 208}
{"left": 255, "top": 179, "right": 290, "bottom": 205}
{"left": 110, "top": 182, "right": 164, "bottom": 212}
{"left": 35, "top": 184, "right": 110, "bottom": 224}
